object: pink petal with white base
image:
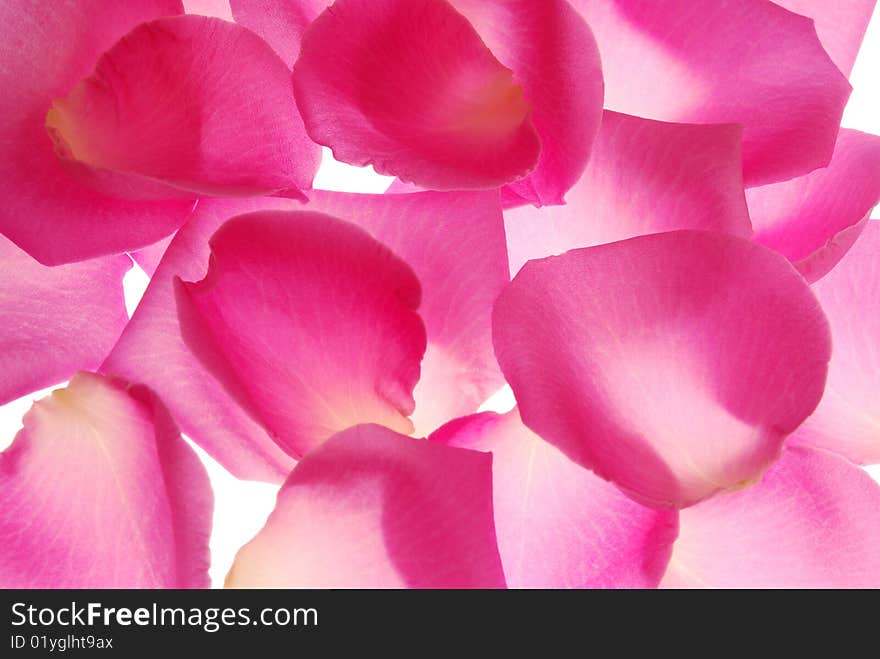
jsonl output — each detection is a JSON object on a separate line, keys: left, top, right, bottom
{"left": 177, "top": 211, "right": 426, "bottom": 458}
{"left": 432, "top": 410, "right": 678, "bottom": 588}
{"left": 569, "top": 0, "right": 851, "bottom": 185}
{"left": 662, "top": 446, "right": 880, "bottom": 588}
{"left": 791, "top": 221, "right": 880, "bottom": 464}
{"left": 747, "top": 129, "right": 880, "bottom": 283}
{"left": 493, "top": 231, "right": 831, "bottom": 508}
{"left": 0, "top": 373, "right": 212, "bottom": 588}
{"left": 226, "top": 424, "right": 505, "bottom": 588}
{"left": 0, "top": 235, "right": 130, "bottom": 405}
{"left": 505, "top": 111, "right": 751, "bottom": 276}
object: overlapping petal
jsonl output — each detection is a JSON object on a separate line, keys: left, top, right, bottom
{"left": 791, "top": 221, "right": 880, "bottom": 464}
{"left": 432, "top": 410, "right": 678, "bottom": 588}
{"left": 661, "top": 446, "right": 880, "bottom": 588}
{"left": 569, "top": 0, "right": 851, "bottom": 185}
{"left": 493, "top": 230, "right": 831, "bottom": 508}
{"left": 0, "top": 235, "right": 130, "bottom": 405}
{"left": 0, "top": 373, "right": 212, "bottom": 588}
{"left": 505, "top": 111, "right": 751, "bottom": 276}
{"left": 226, "top": 424, "right": 505, "bottom": 588}
{"left": 176, "top": 210, "right": 426, "bottom": 458}
{"left": 747, "top": 129, "right": 880, "bottom": 282}
{"left": 230, "top": 0, "right": 330, "bottom": 66}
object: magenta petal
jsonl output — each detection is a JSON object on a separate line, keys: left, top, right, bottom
{"left": 772, "top": 0, "right": 876, "bottom": 76}
{"left": 0, "top": 373, "right": 212, "bottom": 588}
{"left": 570, "top": 0, "right": 851, "bottom": 185}
{"left": 177, "top": 211, "right": 426, "bottom": 458}
{"left": 130, "top": 235, "right": 175, "bottom": 277}
{"left": 662, "top": 446, "right": 880, "bottom": 588}
{"left": 0, "top": 235, "right": 130, "bottom": 405}
{"left": 293, "top": 0, "right": 542, "bottom": 190}
{"left": 748, "top": 129, "right": 880, "bottom": 283}
{"left": 494, "top": 230, "right": 831, "bottom": 508}
{"left": 46, "top": 15, "right": 319, "bottom": 201}
{"left": 0, "top": 0, "right": 191, "bottom": 264}
{"left": 230, "top": 0, "right": 330, "bottom": 67}
{"left": 432, "top": 410, "right": 678, "bottom": 588}
{"left": 791, "top": 221, "right": 880, "bottom": 464}
{"left": 505, "top": 111, "right": 752, "bottom": 276}
{"left": 226, "top": 424, "right": 505, "bottom": 588}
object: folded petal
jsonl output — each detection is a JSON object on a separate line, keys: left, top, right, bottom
{"left": 0, "top": 372, "right": 212, "bottom": 588}
{"left": 505, "top": 111, "right": 752, "bottom": 276}
{"left": 0, "top": 0, "right": 191, "bottom": 264}
{"left": 293, "top": 0, "right": 542, "bottom": 191}
{"left": 230, "top": 0, "right": 330, "bottom": 66}
{"left": 226, "top": 424, "right": 505, "bottom": 588}
{"left": 177, "top": 211, "right": 426, "bottom": 458}
{"left": 570, "top": 0, "right": 851, "bottom": 185}
{"left": 772, "top": 0, "right": 876, "bottom": 76}
{"left": 791, "top": 221, "right": 880, "bottom": 464}
{"left": 493, "top": 230, "right": 831, "bottom": 508}
{"left": 747, "top": 129, "right": 880, "bottom": 282}
{"left": 432, "top": 410, "right": 678, "bottom": 588}
{"left": 306, "top": 190, "right": 508, "bottom": 434}
{"left": 661, "top": 446, "right": 880, "bottom": 588}
{"left": 46, "top": 15, "right": 319, "bottom": 201}
{"left": 0, "top": 235, "right": 130, "bottom": 405}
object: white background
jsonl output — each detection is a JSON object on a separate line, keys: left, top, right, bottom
{"left": 1, "top": 7, "right": 878, "bottom": 587}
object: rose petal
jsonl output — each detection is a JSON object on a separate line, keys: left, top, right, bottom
{"left": 226, "top": 424, "right": 505, "bottom": 588}
{"left": 0, "top": 0, "right": 191, "bottom": 264}
{"left": 292, "top": 0, "right": 542, "bottom": 191}
{"left": 505, "top": 111, "right": 752, "bottom": 276}
{"left": 45, "top": 15, "right": 319, "bottom": 201}
{"left": 747, "top": 129, "right": 880, "bottom": 283}
{"left": 0, "top": 235, "right": 130, "bottom": 405}
{"left": 772, "top": 0, "right": 876, "bottom": 76}
{"left": 177, "top": 210, "right": 426, "bottom": 458}
{"left": 183, "top": 0, "right": 234, "bottom": 19}
{"left": 569, "top": 0, "right": 851, "bottom": 185}
{"left": 791, "top": 221, "right": 880, "bottom": 464}
{"left": 230, "top": 0, "right": 330, "bottom": 66}
{"left": 432, "top": 410, "right": 678, "bottom": 588}
{"left": 493, "top": 230, "right": 831, "bottom": 508}
{"left": 661, "top": 446, "right": 880, "bottom": 588}
{"left": 0, "top": 372, "right": 212, "bottom": 588}
{"left": 130, "top": 235, "right": 176, "bottom": 277}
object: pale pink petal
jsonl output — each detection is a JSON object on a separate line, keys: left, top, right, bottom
{"left": 130, "top": 234, "right": 176, "bottom": 277}
{"left": 432, "top": 410, "right": 678, "bottom": 588}
{"left": 661, "top": 446, "right": 880, "bottom": 588}
{"left": 446, "top": 0, "right": 604, "bottom": 206}
{"left": 0, "top": 0, "right": 191, "bottom": 264}
{"left": 226, "top": 424, "right": 505, "bottom": 588}
{"left": 570, "top": 0, "right": 851, "bottom": 185}
{"left": 230, "top": 0, "right": 330, "bottom": 67}
{"left": 306, "top": 190, "right": 508, "bottom": 435}
{"left": 772, "top": 0, "right": 876, "bottom": 76}
{"left": 791, "top": 221, "right": 880, "bottom": 464}
{"left": 505, "top": 111, "right": 752, "bottom": 276}
{"left": 103, "top": 199, "right": 300, "bottom": 483}
{"left": 493, "top": 231, "right": 831, "bottom": 508}
{"left": 0, "top": 373, "right": 212, "bottom": 588}
{"left": 292, "top": 0, "right": 541, "bottom": 191}
{"left": 177, "top": 211, "right": 426, "bottom": 458}
{"left": 0, "top": 235, "right": 130, "bottom": 405}
{"left": 183, "top": 0, "right": 234, "bottom": 19}
{"left": 45, "top": 16, "right": 319, "bottom": 201}
{"left": 748, "top": 129, "right": 880, "bottom": 283}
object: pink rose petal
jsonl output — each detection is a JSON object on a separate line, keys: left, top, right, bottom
{"left": 661, "top": 446, "right": 880, "bottom": 588}
{"left": 432, "top": 410, "right": 678, "bottom": 588}
{"left": 505, "top": 111, "right": 752, "bottom": 276}
{"left": 0, "top": 0, "right": 191, "bottom": 264}
{"left": 570, "top": 0, "right": 851, "bottom": 185}
{"left": 177, "top": 210, "right": 426, "bottom": 458}
{"left": 230, "top": 0, "right": 330, "bottom": 66}
{"left": 226, "top": 424, "right": 505, "bottom": 588}
{"left": 0, "top": 235, "right": 130, "bottom": 405}
{"left": 791, "top": 221, "right": 880, "bottom": 464}
{"left": 748, "top": 129, "right": 880, "bottom": 283}
{"left": 0, "top": 373, "right": 212, "bottom": 588}
{"left": 493, "top": 230, "right": 831, "bottom": 508}
{"left": 183, "top": 0, "right": 234, "bottom": 19}
{"left": 130, "top": 235, "right": 176, "bottom": 278}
